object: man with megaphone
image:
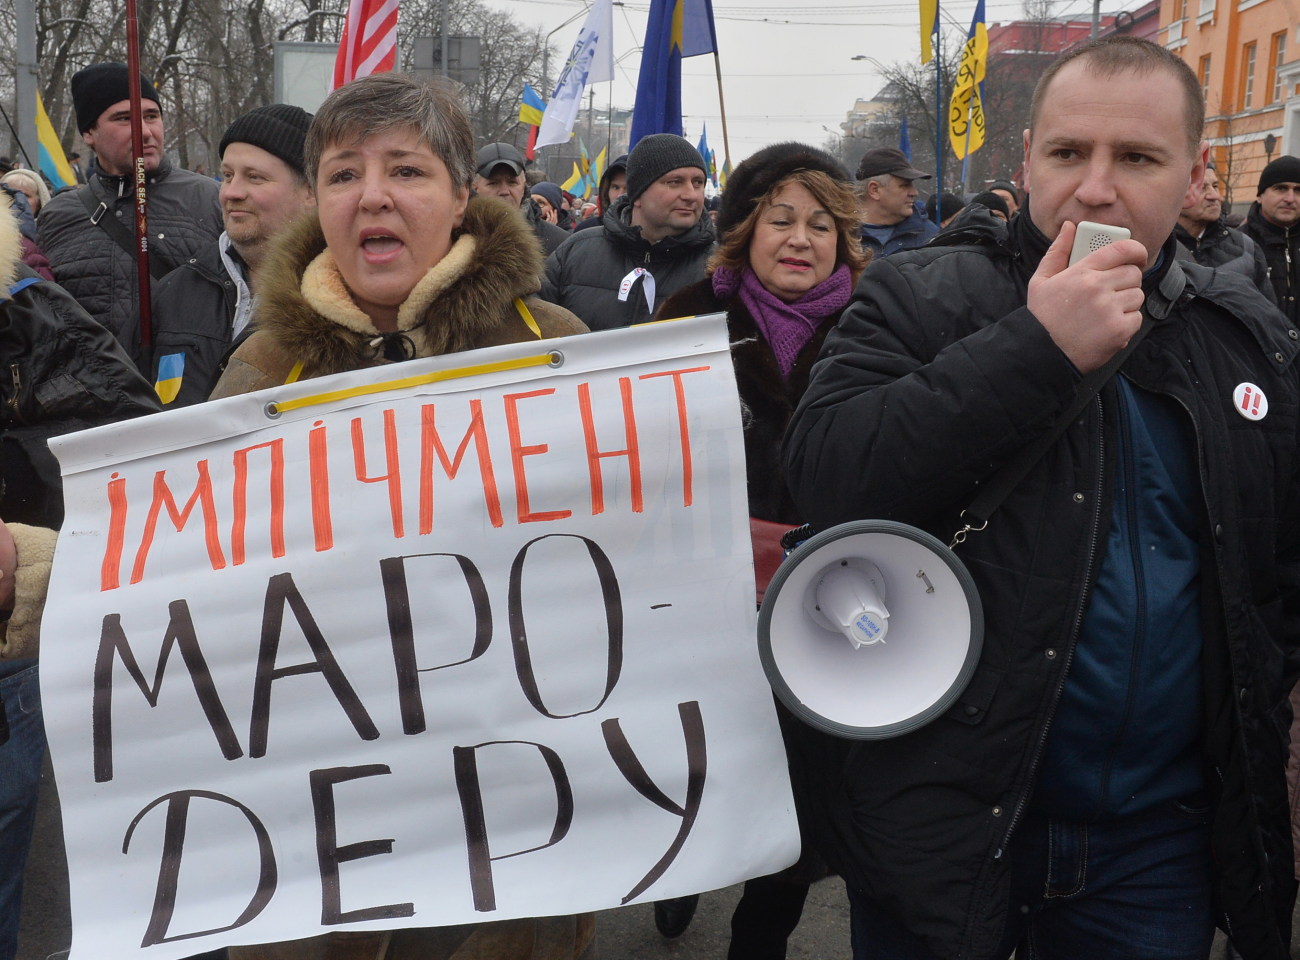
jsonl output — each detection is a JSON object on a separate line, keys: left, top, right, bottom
{"left": 784, "top": 35, "right": 1300, "bottom": 960}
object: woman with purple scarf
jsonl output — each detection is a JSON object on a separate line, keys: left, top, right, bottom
{"left": 655, "top": 142, "right": 867, "bottom": 960}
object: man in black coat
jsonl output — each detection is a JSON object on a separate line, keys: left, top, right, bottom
{"left": 784, "top": 36, "right": 1300, "bottom": 960}
{"left": 540, "top": 135, "right": 714, "bottom": 330}
{"left": 1174, "top": 162, "right": 1272, "bottom": 301}
{"left": 1241, "top": 154, "right": 1300, "bottom": 324}
{"left": 150, "top": 104, "right": 314, "bottom": 407}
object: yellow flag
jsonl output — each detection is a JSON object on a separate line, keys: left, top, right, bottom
{"left": 948, "top": 0, "right": 988, "bottom": 159}
{"left": 920, "top": 0, "right": 939, "bottom": 64}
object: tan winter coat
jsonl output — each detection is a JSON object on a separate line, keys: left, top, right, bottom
{"left": 214, "top": 196, "right": 592, "bottom": 960}
{"left": 212, "top": 196, "right": 585, "bottom": 399}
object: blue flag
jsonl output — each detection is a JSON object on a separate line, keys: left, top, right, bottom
{"left": 696, "top": 123, "right": 710, "bottom": 163}
{"left": 899, "top": 116, "right": 911, "bottom": 160}
{"left": 630, "top": 0, "right": 718, "bottom": 147}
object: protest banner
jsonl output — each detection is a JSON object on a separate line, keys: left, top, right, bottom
{"left": 40, "top": 315, "right": 800, "bottom": 959}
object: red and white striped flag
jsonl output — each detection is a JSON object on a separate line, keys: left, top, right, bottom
{"left": 332, "top": 0, "right": 399, "bottom": 89}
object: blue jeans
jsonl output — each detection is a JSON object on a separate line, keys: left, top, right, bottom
{"left": 0, "top": 660, "right": 44, "bottom": 960}
{"left": 849, "top": 801, "right": 1215, "bottom": 960}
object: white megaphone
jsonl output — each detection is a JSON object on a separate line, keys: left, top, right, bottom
{"left": 758, "top": 520, "right": 983, "bottom": 739}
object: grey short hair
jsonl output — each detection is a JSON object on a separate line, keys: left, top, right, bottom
{"left": 304, "top": 73, "right": 475, "bottom": 189}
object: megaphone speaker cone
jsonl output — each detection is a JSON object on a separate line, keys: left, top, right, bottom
{"left": 758, "top": 520, "right": 984, "bottom": 740}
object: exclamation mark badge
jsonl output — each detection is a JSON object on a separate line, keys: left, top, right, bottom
{"left": 1232, "top": 382, "right": 1269, "bottom": 421}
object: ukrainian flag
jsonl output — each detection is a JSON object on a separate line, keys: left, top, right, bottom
{"left": 630, "top": 0, "right": 718, "bottom": 146}
{"left": 948, "top": 0, "right": 988, "bottom": 160}
{"left": 519, "top": 83, "right": 546, "bottom": 127}
{"left": 155, "top": 352, "right": 185, "bottom": 404}
{"left": 36, "top": 93, "right": 76, "bottom": 190}
{"left": 920, "top": 0, "right": 940, "bottom": 64}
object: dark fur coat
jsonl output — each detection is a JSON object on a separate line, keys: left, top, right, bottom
{"left": 658, "top": 277, "right": 832, "bottom": 524}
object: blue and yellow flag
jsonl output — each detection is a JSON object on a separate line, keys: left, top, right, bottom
{"left": 920, "top": 0, "right": 940, "bottom": 64}
{"left": 561, "top": 162, "right": 585, "bottom": 194}
{"left": 154, "top": 353, "right": 185, "bottom": 405}
{"left": 36, "top": 93, "right": 76, "bottom": 190}
{"left": 630, "top": 0, "right": 718, "bottom": 146}
{"left": 948, "top": 0, "right": 987, "bottom": 160}
{"left": 519, "top": 82, "right": 545, "bottom": 127}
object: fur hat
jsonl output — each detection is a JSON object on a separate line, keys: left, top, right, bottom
{"left": 1258, "top": 155, "right": 1300, "bottom": 196}
{"left": 716, "top": 141, "right": 850, "bottom": 239}
{"left": 219, "top": 104, "right": 313, "bottom": 176}
{"left": 625, "top": 135, "right": 706, "bottom": 202}
{"left": 71, "top": 62, "right": 160, "bottom": 133}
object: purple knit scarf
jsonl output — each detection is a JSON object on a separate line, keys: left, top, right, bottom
{"left": 712, "top": 262, "right": 853, "bottom": 378}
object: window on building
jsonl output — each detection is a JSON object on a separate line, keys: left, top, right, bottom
{"left": 1200, "top": 54, "right": 1212, "bottom": 102}
{"left": 1242, "top": 42, "right": 1257, "bottom": 109}
{"left": 1198, "top": 0, "right": 1214, "bottom": 18}
{"left": 1271, "top": 31, "right": 1288, "bottom": 104}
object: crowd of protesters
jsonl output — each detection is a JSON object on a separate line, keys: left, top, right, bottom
{"left": 6, "top": 32, "right": 1300, "bottom": 960}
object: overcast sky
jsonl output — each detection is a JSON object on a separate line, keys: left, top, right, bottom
{"left": 488, "top": 0, "right": 1156, "bottom": 164}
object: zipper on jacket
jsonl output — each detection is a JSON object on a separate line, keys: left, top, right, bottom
{"left": 994, "top": 393, "right": 1105, "bottom": 858}
{"left": 6, "top": 364, "right": 22, "bottom": 422}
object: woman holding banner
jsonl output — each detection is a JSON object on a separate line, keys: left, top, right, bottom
{"left": 655, "top": 141, "right": 867, "bottom": 960}
{"left": 208, "top": 73, "right": 590, "bottom": 960}
{"left": 210, "top": 74, "right": 584, "bottom": 399}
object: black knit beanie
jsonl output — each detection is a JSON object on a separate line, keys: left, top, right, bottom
{"left": 72, "top": 62, "right": 160, "bottom": 133}
{"left": 625, "top": 135, "right": 706, "bottom": 202}
{"left": 716, "top": 141, "right": 850, "bottom": 239}
{"left": 1258, "top": 156, "right": 1300, "bottom": 196}
{"left": 219, "top": 104, "right": 314, "bottom": 176}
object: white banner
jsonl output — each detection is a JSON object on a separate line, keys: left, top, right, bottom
{"left": 40, "top": 316, "right": 800, "bottom": 959}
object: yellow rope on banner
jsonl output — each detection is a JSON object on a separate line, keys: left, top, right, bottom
{"left": 268, "top": 351, "right": 560, "bottom": 415}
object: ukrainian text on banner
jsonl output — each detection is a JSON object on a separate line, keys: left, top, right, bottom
{"left": 41, "top": 315, "right": 799, "bottom": 960}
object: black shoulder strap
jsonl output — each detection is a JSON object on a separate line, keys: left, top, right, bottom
{"left": 77, "top": 186, "right": 169, "bottom": 282}
{"left": 952, "top": 259, "right": 1188, "bottom": 546}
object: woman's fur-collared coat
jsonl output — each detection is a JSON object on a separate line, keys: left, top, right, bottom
{"left": 214, "top": 197, "right": 593, "bottom": 960}
{"left": 211, "top": 195, "right": 586, "bottom": 399}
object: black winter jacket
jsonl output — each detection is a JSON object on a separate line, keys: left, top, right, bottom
{"left": 37, "top": 156, "right": 222, "bottom": 368}
{"left": 0, "top": 214, "right": 161, "bottom": 528}
{"left": 1242, "top": 202, "right": 1300, "bottom": 325}
{"left": 1174, "top": 217, "right": 1274, "bottom": 303}
{"left": 150, "top": 241, "right": 241, "bottom": 407}
{"left": 784, "top": 209, "right": 1300, "bottom": 960}
{"left": 540, "top": 195, "right": 714, "bottom": 330}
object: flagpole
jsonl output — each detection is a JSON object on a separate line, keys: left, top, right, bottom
{"left": 712, "top": 51, "right": 732, "bottom": 172}
{"left": 961, "top": 93, "right": 974, "bottom": 191}
{"left": 125, "top": 0, "right": 153, "bottom": 370}
{"left": 934, "top": 16, "right": 943, "bottom": 223}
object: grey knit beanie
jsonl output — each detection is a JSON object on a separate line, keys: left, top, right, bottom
{"left": 626, "top": 134, "right": 706, "bottom": 202}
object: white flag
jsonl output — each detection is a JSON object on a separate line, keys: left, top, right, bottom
{"left": 536, "top": 0, "right": 614, "bottom": 149}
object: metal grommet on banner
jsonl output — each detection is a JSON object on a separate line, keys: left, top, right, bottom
{"left": 263, "top": 401, "right": 282, "bottom": 420}
{"left": 548, "top": 350, "right": 565, "bottom": 367}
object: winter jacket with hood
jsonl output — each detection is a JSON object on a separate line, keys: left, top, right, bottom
{"left": 783, "top": 207, "right": 1300, "bottom": 960}
{"left": 0, "top": 191, "right": 160, "bottom": 660}
{"left": 1174, "top": 216, "right": 1274, "bottom": 303}
{"left": 37, "top": 155, "right": 222, "bottom": 369}
{"left": 212, "top": 196, "right": 585, "bottom": 398}
{"left": 539, "top": 195, "right": 714, "bottom": 331}
{"left": 1242, "top": 201, "right": 1300, "bottom": 325}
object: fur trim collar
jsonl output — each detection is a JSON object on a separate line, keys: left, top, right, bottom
{"left": 0, "top": 195, "right": 21, "bottom": 293}
{"left": 255, "top": 195, "right": 544, "bottom": 377}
